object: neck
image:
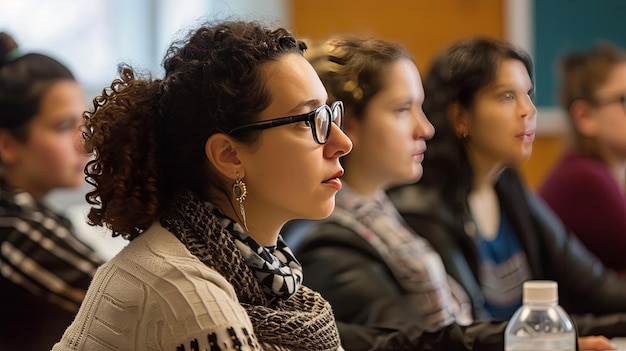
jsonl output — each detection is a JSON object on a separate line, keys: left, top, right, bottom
{"left": 3, "top": 169, "right": 47, "bottom": 201}
{"left": 466, "top": 146, "right": 503, "bottom": 192}
{"left": 218, "top": 198, "right": 282, "bottom": 247}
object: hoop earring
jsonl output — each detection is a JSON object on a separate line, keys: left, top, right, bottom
{"left": 232, "top": 172, "right": 248, "bottom": 230}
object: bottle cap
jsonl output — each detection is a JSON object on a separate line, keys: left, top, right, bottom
{"left": 523, "top": 280, "right": 558, "bottom": 304}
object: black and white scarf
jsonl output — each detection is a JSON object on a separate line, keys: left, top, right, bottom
{"left": 160, "top": 191, "right": 340, "bottom": 351}
{"left": 222, "top": 218, "right": 303, "bottom": 306}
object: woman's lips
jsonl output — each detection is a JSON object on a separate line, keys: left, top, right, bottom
{"left": 323, "top": 169, "right": 344, "bottom": 190}
{"left": 516, "top": 130, "right": 535, "bottom": 141}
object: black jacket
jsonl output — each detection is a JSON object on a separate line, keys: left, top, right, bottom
{"left": 389, "top": 169, "right": 626, "bottom": 330}
{"left": 388, "top": 168, "right": 626, "bottom": 318}
{"left": 286, "top": 220, "right": 507, "bottom": 351}
{"left": 284, "top": 168, "right": 626, "bottom": 350}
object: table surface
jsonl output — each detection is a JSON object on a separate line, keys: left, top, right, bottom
{"left": 612, "top": 337, "right": 626, "bottom": 350}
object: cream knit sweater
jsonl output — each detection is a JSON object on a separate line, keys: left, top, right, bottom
{"left": 52, "top": 223, "right": 259, "bottom": 350}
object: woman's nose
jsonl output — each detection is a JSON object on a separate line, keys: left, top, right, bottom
{"left": 520, "top": 95, "right": 537, "bottom": 118}
{"left": 413, "top": 110, "right": 435, "bottom": 140}
{"left": 324, "top": 123, "right": 352, "bottom": 158}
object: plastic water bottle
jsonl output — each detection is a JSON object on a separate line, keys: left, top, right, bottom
{"left": 504, "top": 280, "right": 576, "bottom": 351}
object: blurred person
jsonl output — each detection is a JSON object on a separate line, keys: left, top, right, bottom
{"left": 285, "top": 36, "right": 618, "bottom": 351}
{"left": 388, "top": 37, "right": 626, "bottom": 335}
{"left": 53, "top": 21, "right": 351, "bottom": 351}
{"left": 0, "top": 32, "right": 103, "bottom": 350}
{"left": 539, "top": 44, "right": 626, "bottom": 272}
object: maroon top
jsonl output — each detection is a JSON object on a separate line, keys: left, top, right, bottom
{"left": 539, "top": 151, "right": 626, "bottom": 271}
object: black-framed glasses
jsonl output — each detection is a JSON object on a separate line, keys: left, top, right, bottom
{"left": 226, "top": 101, "right": 344, "bottom": 144}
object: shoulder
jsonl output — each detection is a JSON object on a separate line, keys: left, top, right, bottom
{"left": 387, "top": 183, "right": 459, "bottom": 240}
{"left": 496, "top": 168, "right": 545, "bottom": 212}
{"left": 57, "top": 223, "right": 257, "bottom": 350}
{"left": 387, "top": 183, "right": 446, "bottom": 216}
{"left": 497, "top": 169, "right": 569, "bottom": 239}
{"left": 103, "top": 223, "right": 240, "bottom": 301}
{"left": 541, "top": 152, "right": 613, "bottom": 191}
{"left": 284, "top": 218, "right": 377, "bottom": 259}
{"left": 82, "top": 224, "right": 244, "bottom": 325}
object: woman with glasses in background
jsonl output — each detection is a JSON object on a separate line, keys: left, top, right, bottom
{"left": 539, "top": 44, "right": 626, "bottom": 273}
{"left": 53, "top": 21, "right": 351, "bottom": 351}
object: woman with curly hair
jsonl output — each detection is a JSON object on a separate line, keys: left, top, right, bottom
{"left": 53, "top": 21, "right": 351, "bottom": 351}
{"left": 0, "top": 32, "right": 103, "bottom": 350}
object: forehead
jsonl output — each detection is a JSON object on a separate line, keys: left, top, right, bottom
{"left": 259, "top": 54, "right": 327, "bottom": 117}
{"left": 36, "top": 80, "right": 84, "bottom": 116}
{"left": 380, "top": 59, "right": 422, "bottom": 93}
{"left": 597, "top": 62, "right": 626, "bottom": 94}
{"left": 38, "top": 80, "right": 83, "bottom": 106}
{"left": 488, "top": 59, "right": 531, "bottom": 87}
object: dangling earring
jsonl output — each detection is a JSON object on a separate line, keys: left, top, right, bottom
{"left": 232, "top": 172, "right": 248, "bottom": 230}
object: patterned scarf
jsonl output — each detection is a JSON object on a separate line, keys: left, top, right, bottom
{"left": 329, "top": 187, "right": 473, "bottom": 330}
{"left": 226, "top": 219, "right": 303, "bottom": 306}
{"left": 160, "top": 191, "right": 340, "bottom": 351}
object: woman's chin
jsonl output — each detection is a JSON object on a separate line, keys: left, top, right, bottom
{"left": 310, "top": 201, "right": 336, "bottom": 220}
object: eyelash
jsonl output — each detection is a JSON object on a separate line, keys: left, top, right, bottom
{"left": 56, "top": 119, "right": 75, "bottom": 132}
{"left": 397, "top": 106, "right": 411, "bottom": 114}
{"left": 501, "top": 90, "right": 535, "bottom": 100}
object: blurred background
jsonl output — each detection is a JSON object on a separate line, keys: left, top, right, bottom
{"left": 1, "top": 0, "right": 625, "bottom": 204}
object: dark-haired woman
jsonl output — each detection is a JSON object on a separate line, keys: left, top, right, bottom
{"left": 389, "top": 37, "right": 626, "bottom": 345}
{"left": 288, "top": 36, "right": 618, "bottom": 351}
{"left": 53, "top": 21, "right": 351, "bottom": 351}
{"left": 0, "top": 32, "right": 103, "bottom": 350}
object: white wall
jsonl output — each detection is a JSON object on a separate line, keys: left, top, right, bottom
{"left": 1, "top": 0, "right": 289, "bottom": 212}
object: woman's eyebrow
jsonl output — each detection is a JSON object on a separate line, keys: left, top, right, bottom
{"left": 287, "top": 99, "right": 323, "bottom": 114}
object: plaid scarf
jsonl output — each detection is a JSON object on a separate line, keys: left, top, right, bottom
{"left": 328, "top": 187, "right": 473, "bottom": 330}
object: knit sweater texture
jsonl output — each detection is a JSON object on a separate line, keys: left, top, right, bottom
{"left": 53, "top": 223, "right": 258, "bottom": 350}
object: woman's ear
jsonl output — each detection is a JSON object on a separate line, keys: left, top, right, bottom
{"left": 569, "top": 99, "right": 597, "bottom": 137}
{"left": 0, "top": 130, "right": 20, "bottom": 165}
{"left": 205, "top": 133, "right": 244, "bottom": 180}
{"left": 448, "top": 103, "right": 469, "bottom": 138}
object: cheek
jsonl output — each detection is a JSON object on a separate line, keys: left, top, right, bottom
{"left": 365, "top": 120, "right": 405, "bottom": 150}
{"left": 31, "top": 137, "right": 80, "bottom": 170}
{"left": 602, "top": 115, "right": 626, "bottom": 136}
{"left": 248, "top": 147, "right": 318, "bottom": 195}
{"left": 470, "top": 111, "right": 512, "bottom": 147}
{"left": 600, "top": 120, "right": 626, "bottom": 150}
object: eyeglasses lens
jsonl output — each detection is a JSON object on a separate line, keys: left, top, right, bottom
{"left": 332, "top": 103, "right": 343, "bottom": 129}
{"left": 315, "top": 107, "right": 330, "bottom": 143}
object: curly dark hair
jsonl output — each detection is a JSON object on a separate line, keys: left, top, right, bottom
{"left": 419, "top": 37, "right": 534, "bottom": 213}
{"left": 83, "top": 21, "right": 306, "bottom": 240}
